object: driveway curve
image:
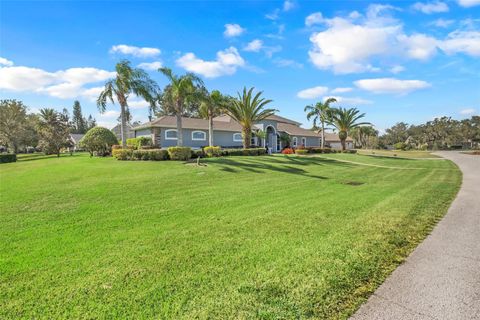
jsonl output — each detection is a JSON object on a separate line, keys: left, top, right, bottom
{"left": 351, "top": 151, "right": 480, "bottom": 320}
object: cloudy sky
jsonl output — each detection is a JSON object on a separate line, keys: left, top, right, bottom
{"left": 1, "top": 0, "right": 479, "bottom": 130}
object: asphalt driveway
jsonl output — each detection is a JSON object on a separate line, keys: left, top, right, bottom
{"left": 351, "top": 151, "right": 480, "bottom": 320}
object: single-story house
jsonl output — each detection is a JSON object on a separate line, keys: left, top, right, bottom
{"left": 111, "top": 123, "right": 135, "bottom": 141}
{"left": 132, "top": 114, "right": 353, "bottom": 152}
{"left": 69, "top": 134, "right": 85, "bottom": 151}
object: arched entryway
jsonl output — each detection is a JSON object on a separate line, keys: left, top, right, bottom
{"left": 264, "top": 125, "right": 277, "bottom": 153}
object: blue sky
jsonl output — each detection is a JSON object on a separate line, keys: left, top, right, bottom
{"left": 1, "top": 0, "right": 479, "bottom": 131}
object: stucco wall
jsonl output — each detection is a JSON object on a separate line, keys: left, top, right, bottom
{"left": 152, "top": 128, "right": 244, "bottom": 148}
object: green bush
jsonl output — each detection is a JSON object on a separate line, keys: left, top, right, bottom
{"left": 394, "top": 142, "right": 407, "bottom": 150}
{"left": 126, "top": 137, "right": 153, "bottom": 150}
{"left": 306, "top": 147, "right": 332, "bottom": 154}
{"left": 191, "top": 149, "right": 205, "bottom": 158}
{"left": 295, "top": 149, "right": 308, "bottom": 155}
{"left": 203, "top": 146, "right": 222, "bottom": 157}
{"left": 112, "top": 149, "right": 133, "bottom": 160}
{"left": 168, "top": 147, "right": 192, "bottom": 161}
{"left": 222, "top": 148, "right": 267, "bottom": 156}
{"left": 341, "top": 149, "right": 358, "bottom": 154}
{"left": 113, "top": 149, "right": 168, "bottom": 161}
{"left": 0, "top": 154, "right": 17, "bottom": 163}
{"left": 80, "top": 127, "right": 118, "bottom": 156}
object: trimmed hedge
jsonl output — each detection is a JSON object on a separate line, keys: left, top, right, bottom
{"left": 295, "top": 149, "right": 308, "bottom": 155}
{"left": 126, "top": 137, "right": 153, "bottom": 149}
{"left": 113, "top": 149, "right": 168, "bottom": 161}
{"left": 306, "top": 147, "right": 332, "bottom": 154}
{"left": 0, "top": 154, "right": 17, "bottom": 163}
{"left": 80, "top": 127, "right": 118, "bottom": 156}
{"left": 203, "top": 146, "right": 222, "bottom": 157}
{"left": 222, "top": 148, "right": 267, "bottom": 156}
{"left": 191, "top": 149, "right": 205, "bottom": 159}
{"left": 168, "top": 147, "right": 192, "bottom": 161}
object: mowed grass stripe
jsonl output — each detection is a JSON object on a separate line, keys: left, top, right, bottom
{"left": 0, "top": 153, "right": 460, "bottom": 319}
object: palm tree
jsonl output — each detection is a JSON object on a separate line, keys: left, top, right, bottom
{"left": 223, "top": 87, "right": 277, "bottom": 149}
{"left": 199, "top": 90, "right": 230, "bottom": 146}
{"left": 97, "top": 60, "right": 157, "bottom": 147}
{"left": 328, "top": 107, "right": 370, "bottom": 150}
{"left": 304, "top": 97, "right": 336, "bottom": 149}
{"left": 158, "top": 67, "right": 204, "bottom": 146}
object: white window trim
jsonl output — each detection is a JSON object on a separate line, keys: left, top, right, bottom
{"left": 191, "top": 130, "right": 206, "bottom": 141}
{"left": 292, "top": 137, "right": 298, "bottom": 147}
{"left": 302, "top": 137, "right": 307, "bottom": 147}
{"left": 165, "top": 129, "right": 178, "bottom": 140}
{"left": 233, "top": 133, "right": 242, "bottom": 142}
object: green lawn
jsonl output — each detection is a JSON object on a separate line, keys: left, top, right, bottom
{"left": 357, "top": 149, "right": 440, "bottom": 158}
{"left": 0, "top": 153, "right": 460, "bottom": 319}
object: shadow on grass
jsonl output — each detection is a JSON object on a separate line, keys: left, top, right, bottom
{"left": 363, "top": 154, "right": 414, "bottom": 161}
{"left": 206, "top": 155, "right": 354, "bottom": 180}
{"left": 17, "top": 153, "right": 78, "bottom": 162}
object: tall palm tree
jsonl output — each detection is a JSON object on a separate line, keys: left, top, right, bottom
{"left": 97, "top": 60, "right": 157, "bottom": 147}
{"left": 223, "top": 87, "right": 277, "bottom": 149}
{"left": 328, "top": 107, "right": 370, "bottom": 150}
{"left": 199, "top": 90, "right": 230, "bottom": 146}
{"left": 158, "top": 67, "right": 204, "bottom": 146}
{"left": 304, "top": 97, "right": 336, "bottom": 149}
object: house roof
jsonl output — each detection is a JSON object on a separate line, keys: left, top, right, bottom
{"left": 133, "top": 116, "right": 243, "bottom": 132}
{"left": 111, "top": 123, "right": 134, "bottom": 134}
{"left": 276, "top": 122, "right": 321, "bottom": 137}
{"left": 265, "top": 115, "right": 302, "bottom": 126}
{"left": 69, "top": 134, "right": 84, "bottom": 143}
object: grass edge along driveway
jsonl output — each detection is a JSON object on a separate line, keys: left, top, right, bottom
{"left": 0, "top": 153, "right": 461, "bottom": 319}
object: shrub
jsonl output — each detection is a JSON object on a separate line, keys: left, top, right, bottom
{"left": 306, "top": 147, "right": 332, "bottom": 154}
{"left": 126, "top": 137, "right": 153, "bottom": 150}
{"left": 191, "top": 149, "right": 205, "bottom": 158}
{"left": 394, "top": 142, "right": 407, "bottom": 151}
{"left": 168, "top": 147, "right": 192, "bottom": 161}
{"left": 203, "top": 146, "right": 222, "bottom": 157}
{"left": 222, "top": 148, "right": 267, "bottom": 156}
{"left": 341, "top": 149, "right": 357, "bottom": 154}
{"left": 80, "top": 127, "right": 118, "bottom": 156}
{"left": 0, "top": 154, "right": 17, "bottom": 163}
{"left": 281, "top": 148, "right": 294, "bottom": 154}
{"left": 112, "top": 149, "right": 133, "bottom": 160}
{"left": 133, "top": 149, "right": 168, "bottom": 161}
{"left": 295, "top": 149, "right": 308, "bottom": 155}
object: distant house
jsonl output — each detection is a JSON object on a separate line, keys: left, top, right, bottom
{"left": 69, "top": 134, "right": 85, "bottom": 151}
{"left": 132, "top": 114, "right": 354, "bottom": 152}
{"left": 111, "top": 124, "right": 135, "bottom": 141}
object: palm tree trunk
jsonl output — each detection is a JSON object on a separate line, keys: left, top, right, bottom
{"left": 120, "top": 102, "right": 127, "bottom": 148}
{"left": 321, "top": 122, "right": 325, "bottom": 149}
{"left": 176, "top": 113, "right": 183, "bottom": 146}
{"left": 242, "top": 127, "right": 250, "bottom": 149}
{"left": 209, "top": 116, "right": 214, "bottom": 147}
{"left": 341, "top": 138, "right": 346, "bottom": 151}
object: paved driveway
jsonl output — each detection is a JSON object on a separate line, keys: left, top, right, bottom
{"left": 351, "top": 151, "right": 480, "bottom": 320}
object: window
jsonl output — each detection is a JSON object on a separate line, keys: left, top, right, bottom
{"left": 251, "top": 136, "right": 257, "bottom": 146}
{"left": 191, "top": 131, "right": 206, "bottom": 141}
{"left": 301, "top": 137, "right": 307, "bottom": 147}
{"left": 233, "top": 133, "right": 242, "bottom": 142}
{"left": 165, "top": 129, "right": 177, "bottom": 140}
{"left": 292, "top": 137, "right": 298, "bottom": 147}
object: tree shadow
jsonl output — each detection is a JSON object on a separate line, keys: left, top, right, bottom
{"left": 206, "top": 155, "right": 354, "bottom": 180}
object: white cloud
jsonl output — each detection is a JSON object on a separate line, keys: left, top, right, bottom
{"left": 128, "top": 98, "right": 150, "bottom": 109}
{"left": 137, "top": 61, "right": 163, "bottom": 70}
{"left": 244, "top": 39, "right": 263, "bottom": 52}
{"left": 176, "top": 47, "right": 245, "bottom": 78}
{"left": 0, "top": 57, "right": 13, "bottom": 66}
{"left": 440, "top": 31, "right": 480, "bottom": 56}
{"left": 331, "top": 87, "right": 353, "bottom": 93}
{"left": 0, "top": 64, "right": 115, "bottom": 99}
{"left": 431, "top": 18, "right": 455, "bottom": 28}
{"left": 273, "top": 58, "right": 303, "bottom": 68}
{"left": 99, "top": 110, "right": 120, "bottom": 118}
{"left": 460, "top": 108, "right": 476, "bottom": 115}
{"left": 457, "top": 0, "right": 480, "bottom": 7}
{"left": 324, "top": 96, "right": 373, "bottom": 105}
{"left": 297, "top": 86, "right": 329, "bottom": 99}
{"left": 224, "top": 24, "right": 245, "bottom": 38}
{"left": 390, "top": 65, "right": 406, "bottom": 74}
{"left": 283, "top": 0, "right": 295, "bottom": 12}
{"left": 265, "top": 8, "right": 280, "bottom": 20}
{"left": 355, "top": 78, "right": 431, "bottom": 94}
{"left": 305, "top": 12, "right": 323, "bottom": 26}
{"left": 398, "top": 33, "right": 439, "bottom": 60}
{"left": 412, "top": 1, "right": 449, "bottom": 14}
{"left": 110, "top": 44, "right": 160, "bottom": 57}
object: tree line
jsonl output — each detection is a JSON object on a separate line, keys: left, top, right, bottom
{"left": 0, "top": 99, "right": 96, "bottom": 154}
